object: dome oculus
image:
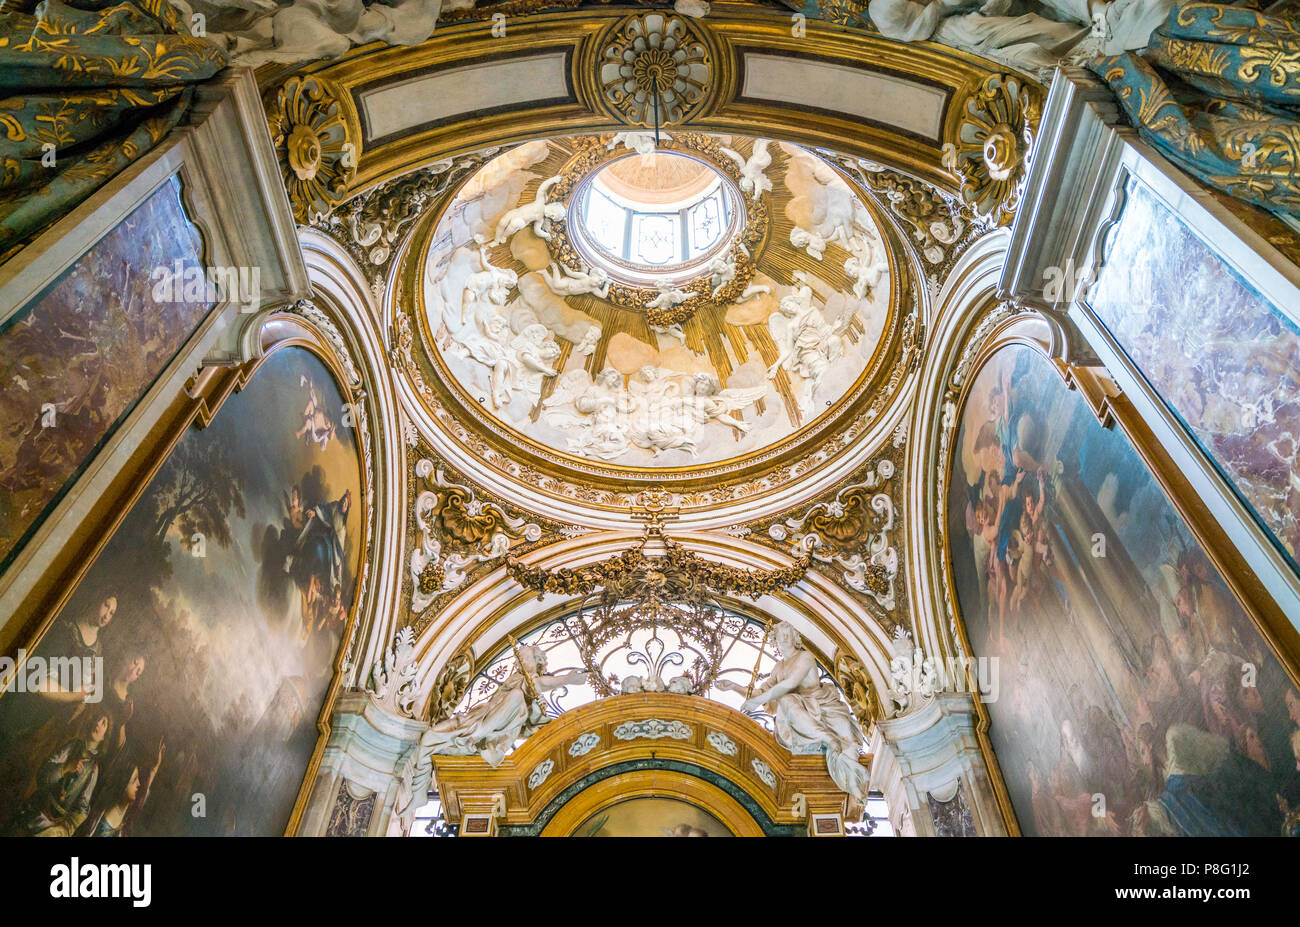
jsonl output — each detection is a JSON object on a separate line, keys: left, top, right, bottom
{"left": 570, "top": 152, "right": 741, "bottom": 287}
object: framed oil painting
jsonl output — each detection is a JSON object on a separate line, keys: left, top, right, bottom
{"left": 0, "top": 343, "right": 363, "bottom": 836}
{"left": 574, "top": 797, "right": 732, "bottom": 837}
{"left": 945, "top": 341, "right": 1300, "bottom": 837}
{"left": 0, "top": 175, "right": 218, "bottom": 574}
{"left": 1088, "top": 177, "right": 1300, "bottom": 579}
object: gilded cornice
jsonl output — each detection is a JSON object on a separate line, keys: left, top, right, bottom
{"left": 276, "top": 8, "right": 1020, "bottom": 208}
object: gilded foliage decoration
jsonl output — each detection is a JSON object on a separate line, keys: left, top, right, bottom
{"left": 507, "top": 530, "right": 809, "bottom": 696}
{"left": 944, "top": 73, "right": 1042, "bottom": 227}
{"left": 756, "top": 444, "right": 906, "bottom": 622}
{"left": 409, "top": 456, "right": 553, "bottom": 620}
{"left": 428, "top": 646, "right": 475, "bottom": 722}
{"left": 834, "top": 649, "right": 883, "bottom": 731}
{"left": 508, "top": 534, "right": 810, "bottom": 602}
{"left": 265, "top": 75, "right": 355, "bottom": 225}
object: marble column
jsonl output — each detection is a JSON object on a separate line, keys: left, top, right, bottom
{"left": 296, "top": 690, "right": 428, "bottom": 837}
{"left": 868, "top": 693, "right": 1008, "bottom": 836}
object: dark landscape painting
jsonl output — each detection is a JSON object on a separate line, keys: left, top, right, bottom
{"left": 0, "top": 346, "right": 362, "bottom": 836}
{"left": 0, "top": 176, "right": 215, "bottom": 571}
{"left": 946, "top": 342, "right": 1300, "bottom": 836}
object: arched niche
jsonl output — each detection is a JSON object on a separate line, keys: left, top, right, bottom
{"left": 432, "top": 692, "right": 856, "bottom": 836}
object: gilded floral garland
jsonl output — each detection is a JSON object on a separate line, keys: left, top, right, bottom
{"left": 507, "top": 536, "right": 809, "bottom": 601}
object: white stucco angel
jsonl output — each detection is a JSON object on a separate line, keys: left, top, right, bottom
{"left": 680, "top": 372, "right": 767, "bottom": 439}
{"left": 541, "top": 262, "right": 611, "bottom": 299}
{"left": 425, "top": 644, "right": 586, "bottom": 767}
{"left": 631, "top": 370, "right": 765, "bottom": 457}
{"left": 708, "top": 253, "right": 737, "bottom": 297}
{"left": 716, "top": 622, "right": 870, "bottom": 812}
{"left": 767, "top": 272, "right": 849, "bottom": 413}
{"left": 461, "top": 309, "right": 516, "bottom": 408}
{"left": 573, "top": 324, "right": 602, "bottom": 357}
{"left": 844, "top": 233, "right": 889, "bottom": 300}
{"left": 507, "top": 324, "right": 562, "bottom": 407}
{"left": 790, "top": 227, "right": 827, "bottom": 260}
{"left": 719, "top": 139, "right": 773, "bottom": 198}
{"left": 608, "top": 131, "right": 671, "bottom": 157}
{"left": 646, "top": 281, "right": 691, "bottom": 310}
{"left": 461, "top": 247, "right": 518, "bottom": 318}
{"left": 476, "top": 175, "right": 566, "bottom": 245}
{"left": 542, "top": 368, "right": 634, "bottom": 460}
{"left": 650, "top": 323, "right": 688, "bottom": 346}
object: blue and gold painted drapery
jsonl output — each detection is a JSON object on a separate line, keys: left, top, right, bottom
{"left": 1092, "top": 3, "right": 1300, "bottom": 223}
{"left": 0, "top": 0, "right": 227, "bottom": 260}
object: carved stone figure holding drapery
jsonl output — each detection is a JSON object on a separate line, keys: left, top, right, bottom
{"left": 426, "top": 644, "right": 585, "bottom": 767}
{"left": 717, "top": 622, "right": 871, "bottom": 814}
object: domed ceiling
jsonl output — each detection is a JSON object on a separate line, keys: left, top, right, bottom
{"left": 411, "top": 132, "right": 904, "bottom": 479}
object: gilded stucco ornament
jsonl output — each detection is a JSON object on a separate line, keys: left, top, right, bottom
{"left": 834, "top": 649, "right": 884, "bottom": 732}
{"left": 943, "top": 74, "right": 1042, "bottom": 227}
{"left": 762, "top": 454, "right": 904, "bottom": 615}
{"left": 507, "top": 534, "right": 809, "bottom": 602}
{"left": 265, "top": 76, "right": 356, "bottom": 224}
{"left": 833, "top": 155, "right": 993, "bottom": 300}
{"left": 409, "top": 457, "right": 550, "bottom": 620}
{"left": 428, "top": 645, "right": 475, "bottom": 723}
{"left": 317, "top": 152, "right": 499, "bottom": 296}
{"left": 599, "top": 12, "right": 713, "bottom": 127}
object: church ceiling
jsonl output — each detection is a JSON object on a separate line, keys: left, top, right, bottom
{"left": 418, "top": 134, "right": 893, "bottom": 471}
{"left": 263, "top": 6, "right": 1022, "bottom": 219}
{"left": 387, "top": 132, "right": 923, "bottom": 511}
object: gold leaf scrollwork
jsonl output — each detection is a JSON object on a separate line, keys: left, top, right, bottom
{"left": 946, "top": 74, "right": 1042, "bottom": 227}
{"left": 265, "top": 76, "right": 356, "bottom": 224}
{"left": 409, "top": 459, "right": 547, "bottom": 618}
{"left": 834, "top": 650, "right": 883, "bottom": 732}
{"left": 428, "top": 646, "right": 475, "bottom": 722}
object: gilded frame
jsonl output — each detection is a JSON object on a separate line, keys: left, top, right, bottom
{"left": 0, "top": 310, "right": 376, "bottom": 838}
{"left": 934, "top": 309, "right": 1300, "bottom": 837}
